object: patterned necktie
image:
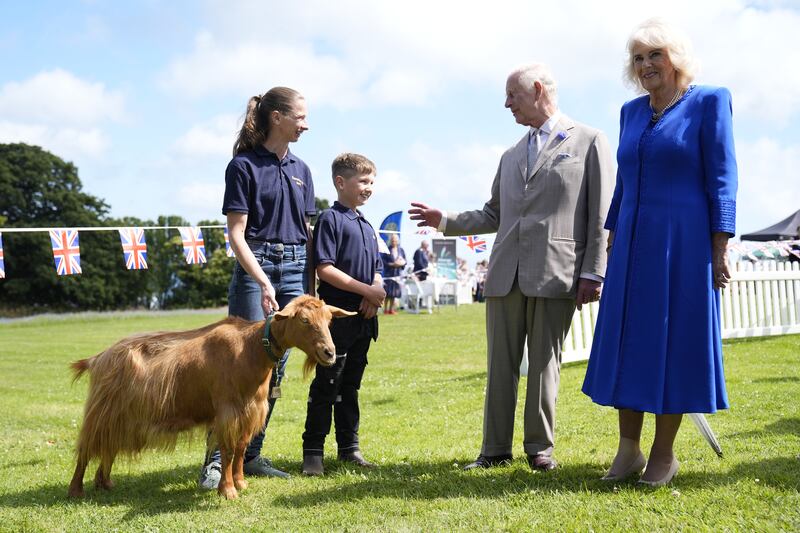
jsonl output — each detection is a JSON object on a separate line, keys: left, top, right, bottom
{"left": 527, "top": 128, "right": 542, "bottom": 177}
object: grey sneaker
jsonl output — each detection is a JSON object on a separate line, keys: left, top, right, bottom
{"left": 198, "top": 461, "right": 221, "bottom": 490}
{"left": 243, "top": 456, "right": 291, "bottom": 478}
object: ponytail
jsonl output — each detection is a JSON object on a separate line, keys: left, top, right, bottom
{"left": 232, "top": 87, "right": 302, "bottom": 156}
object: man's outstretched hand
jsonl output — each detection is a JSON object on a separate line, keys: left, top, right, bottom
{"left": 408, "top": 202, "right": 443, "bottom": 229}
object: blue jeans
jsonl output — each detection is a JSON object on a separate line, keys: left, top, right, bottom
{"left": 206, "top": 241, "right": 307, "bottom": 465}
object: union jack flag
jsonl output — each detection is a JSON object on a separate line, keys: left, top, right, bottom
{"left": 459, "top": 235, "right": 487, "bottom": 253}
{"left": 118, "top": 228, "right": 148, "bottom": 270}
{"left": 50, "top": 229, "right": 82, "bottom": 275}
{"left": 223, "top": 227, "right": 235, "bottom": 257}
{"left": 178, "top": 226, "right": 206, "bottom": 264}
{"left": 0, "top": 232, "right": 5, "bottom": 279}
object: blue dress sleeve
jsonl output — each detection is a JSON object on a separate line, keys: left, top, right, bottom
{"left": 380, "top": 252, "right": 392, "bottom": 273}
{"left": 604, "top": 106, "right": 626, "bottom": 231}
{"left": 701, "top": 87, "right": 738, "bottom": 235}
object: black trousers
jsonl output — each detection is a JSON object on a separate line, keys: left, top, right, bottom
{"left": 302, "top": 315, "right": 374, "bottom": 455}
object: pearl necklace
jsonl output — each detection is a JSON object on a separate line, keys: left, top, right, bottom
{"left": 650, "top": 88, "right": 684, "bottom": 123}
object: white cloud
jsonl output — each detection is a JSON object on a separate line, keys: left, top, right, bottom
{"left": 160, "top": 33, "right": 369, "bottom": 108}
{"left": 0, "top": 121, "right": 109, "bottom": 157}
{"left": 361, "top": 141, "right": 506, "bottom": 222}
{"left": 735, "top": 137, "right": 800, "bottom": 235}
{"left": 172, "top": 114, "right": 241, "bottom": 158}
{"left": 177, "top": 182, "right": 226, "bottom": 211}
{"left": 0, "top": 69, "right": 125, "bottom": 126}
{"left": 374, "top": 169, "right": 412, "bottom": 195}
{"left": 690, "top": 5, "right": 800, "bottom": 124}
{"left": 0, "top": 69, "right": 123, "bottom": 159}
{"left": 166, "top": 0, "right": 800, "bottom": 123}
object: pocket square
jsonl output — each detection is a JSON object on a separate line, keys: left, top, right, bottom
{"left": 555, "top": 152, "right": 573, "bottom": 160}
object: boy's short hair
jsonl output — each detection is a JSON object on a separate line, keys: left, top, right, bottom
{"left": 331, "top": 153, "right": 376, "bottom": 182}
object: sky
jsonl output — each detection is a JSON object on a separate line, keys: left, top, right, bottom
{"left": 2, "top": 0, "right": 799, "bottom": 261}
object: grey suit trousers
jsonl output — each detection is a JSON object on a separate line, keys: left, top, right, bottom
{"left": 482, "top": 278, "right": 576, "bottom": 457}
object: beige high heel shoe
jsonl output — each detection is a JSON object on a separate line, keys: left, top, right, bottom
{"left": 637, "top": 458, "right": 680, "bottom": 487}
{"left": 601, "top": 451, "right": 647, "bottom": 481}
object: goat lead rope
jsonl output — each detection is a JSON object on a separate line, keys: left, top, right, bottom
{"left": 261, "top": 313, "right": 282, "bottom": 364}
{"left": 262, "top": 313, "right": 284, "bottom": 400}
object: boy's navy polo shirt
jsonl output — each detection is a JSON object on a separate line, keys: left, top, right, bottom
{"left": 314, "top": 201, "right": 383, "bottom": 308}
{"left": 222, "top": 146, "right": 316, "bottom": 244}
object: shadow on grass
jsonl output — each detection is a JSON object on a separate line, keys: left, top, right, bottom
{"left": 764, "top": 417, "right": 800, "bottom": 435}
{"left": 272, "top": 454, "right": 800, "bottom": 508}
{"left": 3, "top": 458, "right": 44, "bottom": 468}
{"left": 1, "top": 456, "right": 796, "bottom": 517}
{"left": 447, "top": 372, "right": 486, "bottom": 383}
{"left": 753, "top": 376, "right": 799, "bottom": 384}
{"left": 728, "top": 417, "right": 800, "bottom": 439}
{"left": 371, "top": 397, "right": 397, "bottom": 406}
{"left": 271, "top": 458, "right": 609, "bottom": 507}
{"left": 0, "top": 465, "right": 213, "bottom": 519}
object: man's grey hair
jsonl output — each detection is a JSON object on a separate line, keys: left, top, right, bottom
{"left": 510, "top": 63, "right": 558, "bottom": 103}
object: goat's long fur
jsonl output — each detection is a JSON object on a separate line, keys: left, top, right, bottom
{"left": 67, "top": 295, "right": 354, "bottom": 499}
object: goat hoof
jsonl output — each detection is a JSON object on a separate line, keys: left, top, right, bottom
{"left": 234, "top": 478, "right": 248, "bottom": 491}
{"left": 94, "top": 478, "right": 114, "bottom": 491}
{"left": 218, "top": 486, "right": 238, "bottom": 500}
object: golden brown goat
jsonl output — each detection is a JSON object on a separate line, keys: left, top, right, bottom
{"left": 68, "top": 295, "right": 355, "bottom": 500}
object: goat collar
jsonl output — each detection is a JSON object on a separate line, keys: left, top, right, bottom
{"left": 262, "top": 315, "right": 284, "bottom": 364}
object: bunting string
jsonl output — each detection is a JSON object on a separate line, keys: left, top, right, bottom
{"left": 0, "top": 224, "right": 225, "bottom": 277}
{"left": 1, "top": 222, "right": 797, "bottom": 280}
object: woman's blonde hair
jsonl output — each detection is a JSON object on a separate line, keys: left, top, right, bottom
{"left": 624, "top": 18, "right": 698, "bottom": 93}
{"left": 233, "top": 87, "right": 302, "bottom": 156}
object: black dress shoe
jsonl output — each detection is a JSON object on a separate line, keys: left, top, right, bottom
{"left": 527, "top": 454, "right": 557, "bottom": 471}
{"left": 463, "top": 454, "right": 513, "bottom": 470}
{"left": 338, "top": 450, "right": 375, "bottom": 468}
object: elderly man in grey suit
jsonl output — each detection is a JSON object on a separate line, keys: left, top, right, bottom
{"left": 409, "top": 63, "right": 613, "bottom": 471}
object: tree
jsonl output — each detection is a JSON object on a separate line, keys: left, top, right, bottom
{"left": 312, "top": 196, "right": 330, "bottom": 225}
{"left": 0, "top": 143, "right": 141, "bottom": 312}
{"left": 169, "top": 219, "right": 232, "bottom": 309}
{"left": 0, "top": 143, "right": 339, "bottom": 315}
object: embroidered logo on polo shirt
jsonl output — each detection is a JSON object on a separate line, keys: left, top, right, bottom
{"left": 290, "top": 176, "right": 304, "bottom": 187}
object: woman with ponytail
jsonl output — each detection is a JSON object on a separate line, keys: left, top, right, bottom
{"left": 199, "top": 87, "right": 317, "bottom": 488}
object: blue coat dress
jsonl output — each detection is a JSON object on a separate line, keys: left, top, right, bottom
{"left": 381, "top": 247, "right": 406, "bottom": 298}
{"left": 582, "top": 85, "right": 737, "bottom": 414}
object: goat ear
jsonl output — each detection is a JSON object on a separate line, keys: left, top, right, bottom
{"left": 273, "top": 308, "right": 292, "bottom": 321}
{"left": 326, "top": 305, "right": 358, "bottom": 318}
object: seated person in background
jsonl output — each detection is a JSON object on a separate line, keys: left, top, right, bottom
{"left": 457, "top": 257, "right": 470, "bottom": 281}
{"left": 413, "top": 240, "right": 430, "bottom": 281}
{"left": 381, "top": 234, "right": 406, "bottom": 315}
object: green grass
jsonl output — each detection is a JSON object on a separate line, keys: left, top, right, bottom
{"left": 0, "top": 305, "right": 798, "bottom": 531}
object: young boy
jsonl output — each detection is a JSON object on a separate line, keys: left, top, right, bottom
{"left": 302, "top": 153, "right": 385, "bottom": 476}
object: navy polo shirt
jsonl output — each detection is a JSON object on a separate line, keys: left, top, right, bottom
{"left": 314, "top": 201, "right": 383, "bottom": 307}
{"left": 222, "top": 146, "right": 316, "bottom": 244}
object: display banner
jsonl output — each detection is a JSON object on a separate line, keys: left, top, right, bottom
{"left": 432, "top": 238, "right": 457, "bottom": 280}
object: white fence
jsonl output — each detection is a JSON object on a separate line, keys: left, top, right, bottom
{"left": 561, "top": 261, "right": 800, "bottom": 363}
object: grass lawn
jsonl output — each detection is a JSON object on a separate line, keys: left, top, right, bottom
{"left": 0, "top": 304, "right": 798, "bottom": 531}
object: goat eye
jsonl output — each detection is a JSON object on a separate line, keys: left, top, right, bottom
{"left": 301, "top": 317, "right": 310, "bottom": 324}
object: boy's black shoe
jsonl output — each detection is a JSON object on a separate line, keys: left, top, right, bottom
{"left": 302, "top": 455, "right": 324, "bottom": 476}
{"left": 338, "top": 450, "right": 375, "bottom": 468}
{"left": 462, "top": 454, "right": 513, "bottom": 470}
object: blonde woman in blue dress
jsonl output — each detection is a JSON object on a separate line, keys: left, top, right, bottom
{"left": 582, "top": 18, "right": 737, "bottom": 486}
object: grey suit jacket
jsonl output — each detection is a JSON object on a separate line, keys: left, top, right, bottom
{"left": 445, "top": 115, "right": 614, "bottom": 299}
